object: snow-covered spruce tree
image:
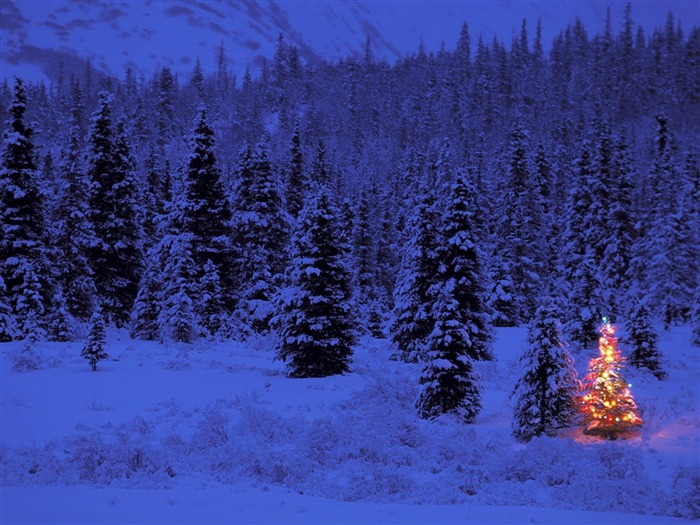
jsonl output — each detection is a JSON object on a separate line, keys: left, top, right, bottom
{"left": 197, "top": 259, "right": 227, "bottom": 340}
{"left": 12, "top": 261, "right": 49, "bottom": 345}
{"left": 436, "top": 172, "right": 494, "bottom": 361}
{"left": 310, "top": 140, "right": 332, "bottom": 188}
{"left": 285, "top": 123, "right": 306, "bottom": 219}
{"left": 600, "top": 131, "right": 635, "bottom": 315}
{"left": 0, "top": 276, "right": 17, "bottom": 342}
{"left": 158, "top": 232, "right": 199, "bottom": 344}
{"left": 82, "top": 308, "right": 108, "bottom": 371}
{"left": 155, "top": 67, "right": 177, "bottom": 149}
{"left": 352, "top": 184, "right": 375, "bottom": 309}
{"left": 416, "top": 284, "right": 482, "bottom": 422}
{"left": 561, "top": 143, "right": 606, "bottom": 348}
{"left": 631, "top": 115, "right": 697, "bottom": 327}
{"left": 183, "top": 108, "right": 233, "bottom": 303}
{"left": 129, "top": 247, "right": 161, "bottom": 341}
{"left": 86, "top": 95, "right": 143, "bottom": 326}
{"left": 352, "top": 182, "right": 387, "bottom": 335}
{"left": 391, "top": 190, "right": 440, "bottom": 362}
{"left": 628, "top": 300, "right": 666, "bottom": 379}
{"left": 231, "top": 140, "right": 289, "bottom": 333}
{"left": 511, "top": 303, "right": 581, "bottom": 441}
{"left": 0, "top": 77, "right": 54, "bottom": 338}
{"left": 141, "top": 143, "right": 169, "bottom": 246}
{"left": 493, "top": 120, "right": 546, "bottom": 325}
{"left": 54, "top": 115, "right": 97, "bottom": 320}
{"left": 48, "top": 290, "right": 75, "bottom": 342}
{"left": 274, "top": 188, "right": 355, "bottom": 378}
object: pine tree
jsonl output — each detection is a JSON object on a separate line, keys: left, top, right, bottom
{"left": 581, "top": 319, "right": 643, "bottom": 438}
{"left": 494, "top": 121, "right": 546, "bottom": 324}
{"left": 129, "top": 247, "right": 161, "bottom": 341}
{"left": 183, "top": 108, "right": 233, "bottom": 301}
{"left": 351, "top": 183, "right": 383, "bottom": 331}
{"left": 231, "top": 140, "right": 289, "bottom": 333}
{"left": 561, "top": 143, "right": 606, "bottom": 348}
{"left": 48, "top": 290, "right": 75, "bottom": 342}
{"left": 511, "top": 303, "right": 581, "bottom": 441}
{"left": 274, "top": 189, "right": 355, "bottom": 378}
{"left": 142, "top": 143, "right": 169, "bottom": 245}
{"left": 11, "top": 257, "right": 46, "bottom": 343}
{"left": 55, "top": 115, "right": 97, "bottom": 320}
{"left": 82, "top": 308, "right": 108, "bottom": 371}
{"left": 632, "top": 115, "right": 697, "bottom": 327}
{"left": 156, "top": 67, "right": 176, "bottom": 149}
{"left": 285, "top": 123, "right": 306, "bottom": 219}
{"left": 197, "top": 259, "right": 227, "bottom": 340}
{"left": 86, "top": 94, "right": 143, "bottom": 325}
{"left": 436, "top": 173, "right": 494, "bottom": 361}
{"left": 0, "top": 275, "right": 17, "bottom": 342}
{"left": 416, "top": 284, "right": 482, "bottom": 422}
{"left": 600, "top": 131, "right": 635, "bottom": 314}
{"left": 310, "top": 140, "right": 331, "bottom": 188}
{"left": 0, "top": 78, "right": 53, "bottom": 338}
{"left": 158, "top": 232, "right": 198, "bottom": 344}
{"left": 391, "top": 191, "right": 440, "bottom": 362}
{"left": 628, "top": 300, "right": 665, "bottom": 379}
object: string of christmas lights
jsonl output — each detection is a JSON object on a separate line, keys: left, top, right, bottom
{"left": 581, "top": 317, "right": 643, "bottom": 438}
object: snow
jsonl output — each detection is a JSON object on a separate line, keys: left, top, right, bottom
{"left": 1, "top": 325, "right": 697, "bottom": 523}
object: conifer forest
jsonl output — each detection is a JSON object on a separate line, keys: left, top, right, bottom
{"left": 1, "top": 4, "right": 699, "bottom": 523}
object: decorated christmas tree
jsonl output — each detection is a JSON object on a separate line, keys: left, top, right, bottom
{"left": 581, "top": 318, "right": 642, "bottom": 438}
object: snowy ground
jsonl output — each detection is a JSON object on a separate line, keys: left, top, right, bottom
{"left": 2, "top": 325, "right": 698, "bottom": 524}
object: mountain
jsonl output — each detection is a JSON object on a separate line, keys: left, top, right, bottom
{"left": 2, "top": 0, "right": 697, "bottom": 84}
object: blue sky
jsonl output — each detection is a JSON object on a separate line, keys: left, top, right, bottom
{"left": 1, "top": 1, "right": 698, "bottom": 84}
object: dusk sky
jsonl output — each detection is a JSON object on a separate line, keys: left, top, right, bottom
{"left": 1, "top": 0, "right": 698, "bottom": 84}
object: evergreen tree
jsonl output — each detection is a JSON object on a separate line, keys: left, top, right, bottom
{"left": 351, "top": 183, "right": 380, "bottom": 328}
{"left": 183, "top": 108, "right": 233, "bottom": 300}
{"left": 561, "top": 143, "right": 606, "bottom": 348}
{"left": 197, "top": 259, "right": 227, "bottom": 340}
{"left": 436, "top": 173, "right": 494, "bottom": 361}
{"left": 0, "top": 276, "right": 17, "bottom": 342}
{"left": 156, "top": 67, "right": 176, "bottom": 149}
{"left": 141, "top": 143, "right": 168, "bottom": 244}
{"left": 12, "top": 257, "right": 46, "bottom": 342}
{"left": 310, "top": 140, "right": 331, "bottom": 188}
{"left": 82, "top": 308, "right": 108, "bottom": 371}
{"left": 494, "top": 121, "right": 546, "bottom": 324}
{"left": 0, "top": 78, "right": 53, "bottom": 337}
{"left": 416, "top": 284, "right": 482, "bottom": 422}
{"left": 285, "top": 123, "right": 306, "bottom": 219}
{"left": 581, "top": 319, "right": 643, "bottom": 438}
{"left": 632, "top": 115, "right": 697, "bottom": 326}
{"left": 129, "top": 247, "right": 161, "bottom": 341}
{"left": 231, "top": 140, "right": 289, "bottom": 333}
{"left": 628, "top": 300, "right": 665, "bottom": 379}
{"left": 86, "top": 94, "right": 143, "bottom": 325}
{"left": 158, "top": 232, "right": 198, "bottom": 344}
{"left": 601, "top": 131, "right": 635, "bottom": 314}
{"left": 55, "top": 115, "right": 97, "bottom": 320}
{"left": 511, "top": 303, "right": 581, "bottom": 441}
{"left": 391, "top": 191, "right": 440, "bottom": 362}
{"left": 274, "top": 188, "right": 355, "bottom": 378}
{"left": 48, "top": 290, "right": 75, "bottom": 342}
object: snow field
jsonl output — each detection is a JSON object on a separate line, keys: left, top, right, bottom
{"left": 1, "top": 325, "right": 698, "bottom": 523}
